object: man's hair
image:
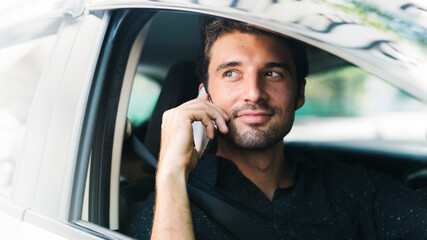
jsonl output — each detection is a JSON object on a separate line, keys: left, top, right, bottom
{"left": 197, "top": 17, "right": 309, "bottom": 90}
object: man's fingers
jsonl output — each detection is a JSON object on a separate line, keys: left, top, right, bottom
{"left": 164, "top": 96, "right": 230, "bottom": 139}
{"left": 199, "top": 93, "right": 209, "bottom": 101}
{"left": 197, "top": 105, "right": 229, "bottom": 135}
{"left": 205, "top": 98, "right": 230, "bottom": 121}
{"left": 192, "top": 111, "right": 216, "bottom": 139}
{"left": 181, "top": 95, "right": 230, "bottom": 121}
{"left": 177, "top": 98, "right": 229, "bottom": 134}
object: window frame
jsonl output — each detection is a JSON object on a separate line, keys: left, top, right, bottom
{"left": 75, "top": 5, "right": 427, "bottom": 239}
{"left": 76, "top": 8, "right": 155, "bottom": 232}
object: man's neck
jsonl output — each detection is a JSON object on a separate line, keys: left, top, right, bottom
{"left": 216, "top": 138, "right": 293, "bottom": 201}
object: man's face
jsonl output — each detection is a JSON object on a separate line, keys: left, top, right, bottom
{"left": 207, "top": 31, "right": 305, "bottom": 149}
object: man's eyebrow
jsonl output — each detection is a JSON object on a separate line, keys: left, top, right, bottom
{"left": 215, "top": 61, "right": 241, "bottom": 73}
{"left": 215, "top": 61, "right": 293, "bottom": 73}
{"left": 264, "top": 62, "right": 292, "bottom": 72}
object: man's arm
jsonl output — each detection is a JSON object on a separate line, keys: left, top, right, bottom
{"left": 150, "top": 93, "right": 229, "bottom": 240}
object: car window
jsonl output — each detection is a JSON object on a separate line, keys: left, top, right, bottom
{"left": 0, "top": 34, "right": 57, "bottom": 197}
{"left": 78, "top": 9, "right": 157, "bottom": 236}
{"left": 66, "top": 3, "right": 427, "bottom": 239}
{"left": 83, "top": 8, "right": 427, "bottom": 238}
{"left": 290, "top": 65, "right": 427, "bottom": 142}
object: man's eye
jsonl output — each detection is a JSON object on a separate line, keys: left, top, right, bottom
{"left": 224, "top": 71, "right": 237, "bottom": 78}
{"left": 265, "top": 71, "right": 281, "bottom": 77}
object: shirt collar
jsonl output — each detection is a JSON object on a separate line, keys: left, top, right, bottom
{"left": 189, "top": 148, "right": 319, "bottom": 188}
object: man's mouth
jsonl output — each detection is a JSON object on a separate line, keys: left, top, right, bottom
{"left": 235, "top": 111, "right": 273, "bottom": 124}
{"left": 230, "top": 103, "right": 276, "bottom": 125}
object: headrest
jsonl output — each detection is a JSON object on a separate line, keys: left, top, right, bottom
{"left": 143, "top": 61, "right": 199, "bottom": 163}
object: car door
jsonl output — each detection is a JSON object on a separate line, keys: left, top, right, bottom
{"left": 0, "top": 2, "right": 66, "bottom": 239}
{"left": 0, "top": 1, "right": 114, "bottom": 239}
{"left": 2, "top": 1, "right": 426, "bottom": 239}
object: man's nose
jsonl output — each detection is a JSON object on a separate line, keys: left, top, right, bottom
{"left": 241, "top": 71, "right": 267, "bottom": 103}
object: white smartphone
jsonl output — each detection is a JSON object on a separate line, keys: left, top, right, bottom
{"left": 192, "top": 87, "right": 215, "bottom": 159}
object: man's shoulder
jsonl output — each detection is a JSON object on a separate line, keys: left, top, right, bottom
{"left": 291, "top": 150, "right": 388, "bottom": 189}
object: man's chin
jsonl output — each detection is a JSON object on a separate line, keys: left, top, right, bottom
{"left": 219, "top": 129, "right": 284, "bottom": 150}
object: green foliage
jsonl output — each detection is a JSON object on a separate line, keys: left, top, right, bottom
{"left": 127, "top": 74, "right": 161, "bottom": 127}
{"left": 297, "top": 66, "right": 368, "bottom": 117}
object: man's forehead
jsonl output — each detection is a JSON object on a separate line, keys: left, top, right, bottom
{"left": 208, "top": 31, "right": 295, "bottom": 69}
{"left": 213, "top": 30, "right": 291, "bottom": 51}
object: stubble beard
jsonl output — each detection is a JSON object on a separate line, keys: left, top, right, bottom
{"left": 221, "top": 103, "right": 295, "bottom": 150}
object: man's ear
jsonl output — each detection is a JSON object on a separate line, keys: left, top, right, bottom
{"left": 295, "top": 79, "right": 306, "bottom": 110}
{"left": 198, "top": 83, "right": 205, "bottom": 92}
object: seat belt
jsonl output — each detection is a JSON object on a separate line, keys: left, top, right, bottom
{"left": 187, "top": 184, "right": 281, "bottom": 239}
{"left": 131, "top": 135, "right": 158, "bottom": 170}
{"left": 131, "top": 135, "right": 281, "bottom": 239}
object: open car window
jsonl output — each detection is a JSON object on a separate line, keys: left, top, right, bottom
{"left": 79, "top": 8, "right": 427, "bottom": 239}
{"left": 290, "top": 65, "right": 427, "bottom": 142}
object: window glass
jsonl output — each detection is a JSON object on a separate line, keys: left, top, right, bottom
{"left": 290, "top": 66, "right": 427, "bottom": 141}
{"left": 0, "top": 34, "right": 56, "bottom": 196}
{"left": 127, "top": 73, "right": 161, "bottom": 127}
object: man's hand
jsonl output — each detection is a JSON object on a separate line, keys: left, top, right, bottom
{"left": 151, "top": 93, "right": 229, "bottom": 240}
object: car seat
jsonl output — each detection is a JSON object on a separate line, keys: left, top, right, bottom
{"left": 143, "top": 61, "right": 199, "bottom": 172}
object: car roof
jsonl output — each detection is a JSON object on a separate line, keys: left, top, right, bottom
{"left": 88, "top": 0, "right": 427, "bottom": 103}
{"left": 2, "top": 0, "right": 427, "bottom": 102}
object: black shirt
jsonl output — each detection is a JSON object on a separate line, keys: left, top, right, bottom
{"left": 126, "top": 151, "right": 427, "bottom": 239}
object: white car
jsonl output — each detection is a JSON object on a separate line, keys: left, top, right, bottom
{"left": 1, "top": 0, "right": 426, "bottom": 239}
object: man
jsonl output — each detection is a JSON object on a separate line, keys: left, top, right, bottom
{"left": 126, "top": 18, "right": 427, "bottom": 239}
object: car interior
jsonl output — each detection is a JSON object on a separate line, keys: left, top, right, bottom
{"left": 83, "top": 9, "right": 427, "bottom": 235}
